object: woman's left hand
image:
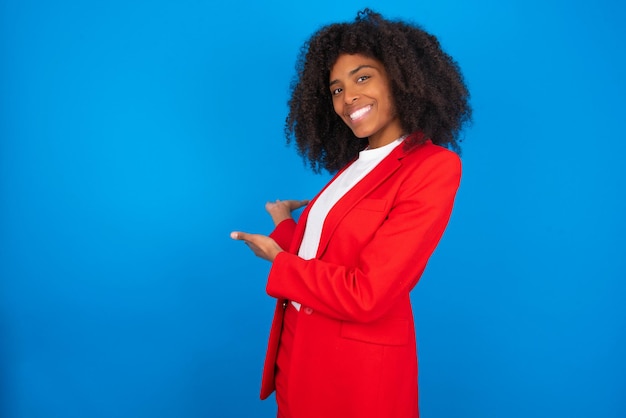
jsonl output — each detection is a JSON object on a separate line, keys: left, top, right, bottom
{"left": 230, "top": 231, "right": 284, "bottom": 262}
{"left": 265, "top": 199, "right": 309, "bottom": 226}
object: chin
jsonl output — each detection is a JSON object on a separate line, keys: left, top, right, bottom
{"left": 349, "top": 127, "right": 372, "bottom": 139}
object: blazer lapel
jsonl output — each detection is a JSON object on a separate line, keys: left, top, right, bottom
{"left": 315, "top": 144, "right": 407, "bottom": 258}
{"left": 289, "top": 133, "right": 425, "bottom": 257}
{"left": 288, "top": 163, "right": 354, "bottom": 254}
{"left": 289, "top": 201, "right": 312, "bottom": 253}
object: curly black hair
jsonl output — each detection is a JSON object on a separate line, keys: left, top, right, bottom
{"left": 285, "top": 9, "right": 471, "bottom": 173}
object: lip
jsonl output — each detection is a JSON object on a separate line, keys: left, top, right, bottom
{"left": 347, "top": 105, "right": 372, "bottom": 122}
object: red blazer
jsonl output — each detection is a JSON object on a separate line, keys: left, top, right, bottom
{"left": 260, "top": 138, "right": 461, "bottom": 418}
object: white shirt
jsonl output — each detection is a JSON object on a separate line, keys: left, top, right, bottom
{"left": 292, "top": 137, "right": 405, "bottom": 310}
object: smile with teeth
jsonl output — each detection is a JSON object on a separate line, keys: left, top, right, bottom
{"left": 349, "top": 105, "right": 372, "bottom": 121}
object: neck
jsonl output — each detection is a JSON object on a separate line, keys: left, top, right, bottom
{"left": 368, "top": 132, "right": 406, "bottom": 149}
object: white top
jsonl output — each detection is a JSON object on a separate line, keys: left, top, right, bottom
{"left": 291, "top": 137, "right": 405, "bottom": 310}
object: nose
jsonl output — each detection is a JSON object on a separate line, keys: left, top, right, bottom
{"left": 343, "top": 87, "right": 359, "bottom": 104}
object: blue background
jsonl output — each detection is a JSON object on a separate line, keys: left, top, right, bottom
{"left": 1, "top": 0, "right": 624, "bottom": 417}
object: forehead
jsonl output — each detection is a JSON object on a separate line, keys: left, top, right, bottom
{"left": 329, "top": 53, "right": 384, "bottom": 78}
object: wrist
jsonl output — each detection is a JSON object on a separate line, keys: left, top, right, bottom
{"left": 270, "top": 249, "right": 284, "bottom": 262}
{"left": 272, "top": 215, "right": 292, "bottom": 226}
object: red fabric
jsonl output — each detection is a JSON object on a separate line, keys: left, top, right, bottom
{"left": 261, "top": 139, "right": 462, "bottom": 418}
{"left": 275, "top": 302, "right": 298, "bottom": 418}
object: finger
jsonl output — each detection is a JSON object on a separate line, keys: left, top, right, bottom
{"left": 265, "top": 199, "right": 284, "bottom": 208}
{"left": 230, "top": 231, "right": 249, "bottom": 241}
{"left": 291, "top": 199, "right": 310, "bottom": 210}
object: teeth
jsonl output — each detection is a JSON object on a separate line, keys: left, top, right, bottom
{"left": 350, "top": 106, "right": 371, "bottom": 120}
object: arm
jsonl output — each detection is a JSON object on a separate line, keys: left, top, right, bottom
{"left": 266, "top": 151, "right": 461, "bottom": 323}
{"left": 268, "top": 218, "right": 297, "bottom": 252}
{"left": 230, "top": 199, "right": 308, "bottom": 260}
{"left": 266, "top": 199, "right": 307, "bottom": 251}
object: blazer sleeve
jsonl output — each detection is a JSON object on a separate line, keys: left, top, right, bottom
{"left": 269, "top": 218, "right": 297, "bottom": 254}
{"left": 266, "top": 150, "right": 461, "bottom": 323}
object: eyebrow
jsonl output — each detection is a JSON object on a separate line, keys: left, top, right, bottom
{"left": 329, "top": 64, "right": 378, "bottom": 87}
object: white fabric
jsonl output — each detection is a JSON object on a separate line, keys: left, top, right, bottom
{"left": 291, "top": 137, "right": 404, "bottom": 310}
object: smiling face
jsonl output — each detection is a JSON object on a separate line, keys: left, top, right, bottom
{"left": 329, "top": 53, "right": 404, "bottom": 149}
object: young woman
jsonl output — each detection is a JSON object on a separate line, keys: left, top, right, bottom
{"left": 231, "top": 9, "right": 471, "bottom": 418}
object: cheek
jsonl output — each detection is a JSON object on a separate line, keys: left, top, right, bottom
{"left": 383, "top": 94, "right": 397, "bottom": 117}
{"left": 332, "top": 100, "right": 343, "bottom": 117}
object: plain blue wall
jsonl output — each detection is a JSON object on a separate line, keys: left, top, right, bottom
{"left": 1, "top": 0, "right": 624, "bottom": 417}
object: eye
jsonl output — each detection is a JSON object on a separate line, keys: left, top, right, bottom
{"left": 331, "top": 87, "right": 343, "bottom": 96}
{"left": 357, "top": 75, "right": 371, "bottom": 83}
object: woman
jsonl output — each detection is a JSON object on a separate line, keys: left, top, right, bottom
{"left": 231, "top": 9, "right": 471, "bottom": 418}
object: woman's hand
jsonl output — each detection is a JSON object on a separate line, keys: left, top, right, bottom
{"left": 265, "top": 199, "right": 309, "bottom": 226}
{"left": 230, "top": 231, "right": 284, "bottom": 262}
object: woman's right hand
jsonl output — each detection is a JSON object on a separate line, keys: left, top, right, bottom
{"left": 265, "top": 199, "right": 309, "bottom": 226}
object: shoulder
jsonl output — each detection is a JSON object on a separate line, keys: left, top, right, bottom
{"left": 391, "top": 141, "right": 462, "bottom": 200}
{"left": 399, "top": 140, "right": 461, "bottom": 175}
